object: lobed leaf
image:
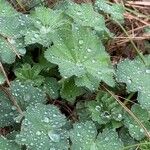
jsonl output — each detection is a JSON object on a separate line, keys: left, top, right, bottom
{"left": 116, "top": 55, "right": 150, "bottom": 110}
{"left": 124, "top": 104, "right": 150, "bottom": 140}
{"left": 25, "top": 6, "right": 69, "bottom": 47}
{"left": 0, "top": 91, "right": 18, "bottom": 127}
{"left": 66, "top": 2, "right": 111, "bottom": 35}
{"left": 60, "top": 77, "right": 85, "bottom": 103}
{"left": 94, "top": 0, "right": 125, "bottom": 23}
{"left": 43, "top": 77, "right": 60, "bottom": 99}
{"left": 76, "top": 91, "right": 123, "bottom": 124}
{"left": 70, "top": 121, "right": 124, "bottom": 150}
{"left": 16, "top": 103, "right": 69, "bottom": 150}
{"left": 10, "top": 80, "right": 46, "bottom": 110}
{"left": 0, "top": 14, "right": 31, "bottom": 64}
{"left": 15, "top": 63, "right": 45, "bottom": 86}
{"left": 0, "top": 136, "right": 20, "bottom": 150}
{"left": 45, "top": 26, "right": 115, "bottom": 90}
{"left": 0, "top": 0, "right": 17, "bottom": 16}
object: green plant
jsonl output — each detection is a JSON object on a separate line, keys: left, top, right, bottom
{"left": 0, "top": 0, "right": 150, "bottom": 150}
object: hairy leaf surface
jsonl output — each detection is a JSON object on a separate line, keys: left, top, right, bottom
{"left": 0, "top": 91, "right": 18, "bottom": 127}
{"left": 45, "top": 26, "right": 115, "bottom": 90}
{"left": 70, "top": 121, "right": 124, "bottom": 150}
{"left": 95, "top": 0, "right": 125, "bottom": 23}
{"left": 25, "top": 7, "right": 69, "bottom": 47}
{"left": 66, "top": 2, "right": 110, "bottom": 34}
{"left": 117, "top": 55, "right": 150, "bottom": 110}
{"left": 124, "top": 104, "right": 150, "bottom": 140}
{"left": 0, "top": 136, "right": 20, "bottom": 150}
{"left": 16, "top": 103, "right": 69, "bottom": 150}
{"left": 10, "top": 80, "right": 46, "bottom": 110}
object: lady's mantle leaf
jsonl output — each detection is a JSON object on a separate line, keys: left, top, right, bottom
{"left": 0, "top": 136, "right": 20, "bottom": 150}
{"left": 66, "top": 2, "right": 111, "bottom": 35}
{"left": 43, "top": 77, "right": 60, "bottom": 99}
{"left": 95, "top": 0, "right": 125, "bottom": 23}
{"left": 0, "top": 0, "right": 17, "bottom": 16}
{"left": 70, "top": 121, "right": 124, "bottom": 150}
{"left": 79, "top": 91, "right": 124, "bottom": 125}
{"left": 45, "top": 26, "right": 115, "bottom": 90}
{"left": 10, "top": 80, "right": 46, "bottom": 110}
{"left": 15, "top": 63, "right": 45, "bottom": 86}
{"left": 25, "top": 7, "right": 69, "bottom": 47}
{"left": 0, "top": 91, "right": 18, "bottom": 127}
{"left": 116, "top": 55, "right": 150, "bottom": 110}
{"left": 60, "top": 77, "right": 85, "bottom": 103}
{"left": 0, "top": 14, "right": 30, "bottom": 64}
{"left": 124, "top": 104, "right": 150, "bottom": 141}
{"left": 15, "top": 103, "right": 69, "bottom": 150}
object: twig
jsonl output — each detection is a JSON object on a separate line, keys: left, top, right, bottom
{"left": 127, "top": 1, "right": 150, "bottom": 6}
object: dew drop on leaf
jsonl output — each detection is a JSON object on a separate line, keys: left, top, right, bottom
{"left": 43, "top": 117, "right": 49, "bottom": 123}
{"left": 79, "top": 40, "right": 84, "bottom": 45}
{"left": 146, "top": 69, "right": 150, "bottom": 74}
{"left": 48, "top": 131, "right": 60, "bottom": 142}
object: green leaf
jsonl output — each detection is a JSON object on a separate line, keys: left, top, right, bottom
{"left": 10, "top": 80, "right": 46, "bottom": 110}
{"left": 76, "top": 101, "right": 92, "bottom": 122}
{"left": 76, "top": 91, "right": 123, "bottom": 124}
{"left": 95, "top": 0, "right": 125, "bottom": 23}
{"left": 124, "top": 104, "right": 150, "bottom": 140}
{"left": 60, "top": 77, "right": 85, "bottom": 103}
{"left": 70, "top": 121, "right": 124, "bottom": 150}
{"left": 119, "top": 128, "right": 137, "bottom": 150}
{"left": 139, "top": 140, "right": 150, "bottom": 150}
{"left": 25, "top": 6, "right": 69, "bottom": 47}
{"left": 0, "top": 91, "right": 18, "bottom": 127}
{"left": 0, "top": 0, "right": 17, "bottom": 16}
{"left": 0, "top": 136, "right": 20, "bottom": 150}
{"left": 15, "top": 63, "right": 45, "bottom": 86}
{"left": 66, "top": 2, "right": 111, "bottom": 35}
{"left": 116, "top": 55, "right": 150, "bottom": 110}
{"left": 45, "top": 26, "right": 115, "bottom": 90}
{"left": 0, "top": 36, "right": 26, "bottom": 64}
{"left": 43, "top": 77, "right": 60, "bottom": 99}
{"left": 16, "top": 103, "right": 69, "bottom": 150}
{"left": 0, "top": 14, "right": 31, "bottom": 64}
{"left": 96, "top": 128, "right": 124, "bottom": 150}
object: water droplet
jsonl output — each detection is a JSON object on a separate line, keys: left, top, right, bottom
{"left": 92, "top": 60, "right": 96, "bottom": 63}
{"left": 21, "top": 138, "right": 26, "bottom": 142}
{"left": 48, "top": 131, "right": 60, "bottom": 142}
{"left": 87, "top": 48, "right": 92, "bottom": 53}
{"left": 95, "top": 105, "right": 101, "bottom": 111}
{"left": 36, "top": 131, "right": 41, "bottom": 135}
{"left": 146, "top": 69, "right": 150, "bottom": 74}
{"left": 11, "top": 106, "right": 17, "bottom": 111}
{"left": 127, "top": 79, "right": 132, "bottom": 84}
{"left": 98, "top": 71, "right": 102, "bottom": 75}
{"left": 79, "top": 40, "right": 84, "bottom": 45}
{"left": 77, "top": 11, "right": 82, "bottom": 16}
{"left": 140, "top": 128, "right": 144, "bottom": 133}
{"left": 43, "top": 117, "right": 49, "bottom": 123}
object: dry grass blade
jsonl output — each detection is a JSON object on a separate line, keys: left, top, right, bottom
{"left": 127, "top": 1, "right": 150, "bottom": 6}
{"left": 0, "top": 62, "right": 10, "bottom": 86}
